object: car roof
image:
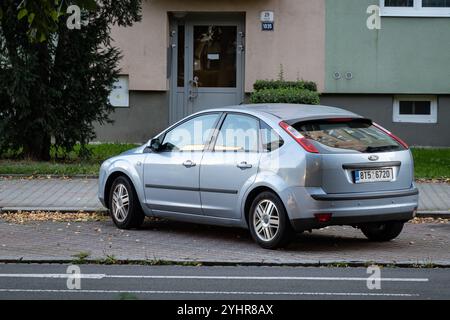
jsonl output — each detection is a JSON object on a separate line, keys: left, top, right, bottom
{"left": 207, "top": 104, "right": 363, "bottom": 122}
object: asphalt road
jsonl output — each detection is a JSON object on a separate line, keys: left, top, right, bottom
{"left": 0, "top": 264, "right": 448, "bottom": 300}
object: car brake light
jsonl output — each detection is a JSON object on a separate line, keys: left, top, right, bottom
{"left": 373, "top": 123, "right": 409, "bottom": 149}
{"left": 326, "top": 118, "right": 354, "bottom": 123}
{"left": 279, "top": 121, "right": 319, "bottom": 153}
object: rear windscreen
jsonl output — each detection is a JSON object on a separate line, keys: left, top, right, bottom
{"left": 293, "top": 119, "right": 404, "bottom": 153}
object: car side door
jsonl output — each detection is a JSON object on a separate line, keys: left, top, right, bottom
{"left": 199, "top": 113, "right": 262, "bottom": 219}
{"left": 143, "top": 113, "right": 221, "bottom": 215}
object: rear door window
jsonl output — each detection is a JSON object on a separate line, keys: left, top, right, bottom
{"left": 261, "top": 121, "right": 284, "bottom": 152}
{"left": 293, "top": 119, "right": 404, "bottom": 153}
{"left": 214, "top": 114, "right": 260, "bottom": 152}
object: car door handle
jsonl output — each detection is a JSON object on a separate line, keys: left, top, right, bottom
{"left": 237, "top": 162, "right": 253, "bottom": 169}
{"left": 183, "top": 160, "right": 196, "bottom": 168}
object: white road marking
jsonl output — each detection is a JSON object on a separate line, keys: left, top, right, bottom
{"left": 0, "top": 288, "right": 419, "bottom": 297}
{"left": 0, "top": 274, "right": 429, "bottom": 282}
{"left": 0, "top": 274, "right": 105, "bottom": 279}
{"left": 106, "top": 275, "right": 429, "bottom": 282}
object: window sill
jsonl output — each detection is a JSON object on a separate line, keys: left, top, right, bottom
{"left": 393, "top": 118, "right": 437, "bottom": 124}
{"left": 380, "top": 9, "right": 450, "bottom": 17}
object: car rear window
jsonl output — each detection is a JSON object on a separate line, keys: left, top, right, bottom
{"left": 292, "top": 119, "right": 404, "bottom": 153}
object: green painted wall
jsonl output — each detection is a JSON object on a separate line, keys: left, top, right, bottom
{"left": 325, "top": 0, "right": 450, "bottom": 94}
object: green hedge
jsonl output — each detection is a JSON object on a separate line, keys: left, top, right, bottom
{"left": 1, "top": 143, "right": 139, "bottom": 161}
{"left": 253, "top": 80, "right": 317, "bottom": 92}
{"left": 249, "top": 87, "right": 320, "bottom": 105}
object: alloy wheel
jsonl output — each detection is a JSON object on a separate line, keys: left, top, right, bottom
{"left": 253, "top": 199, "right": 280, "bottom": 242}
{"left": 111, "top": 183, "right": 129, "bottom": 223}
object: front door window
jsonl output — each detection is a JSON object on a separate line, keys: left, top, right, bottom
{"left": 161, "top": 113, "right": 220, "bottom": 152}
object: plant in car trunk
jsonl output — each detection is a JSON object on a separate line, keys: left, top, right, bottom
{"left": 0, "top": 0, "right": 142, "bottom": 160}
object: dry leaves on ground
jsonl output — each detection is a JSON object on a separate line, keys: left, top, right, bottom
{"left": 0, "top": 211, "right": 109, "bottom": 224}
{"left": 415, "top": 178, "right": 450, "bottom": 184}
{"left": 410, "top": 217, "right": 449, "bottom": 224}
{"left": 0, "top": 211, "right": 447, "bottom": 225}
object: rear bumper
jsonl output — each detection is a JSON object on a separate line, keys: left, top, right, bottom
{"left": 291, "top": 211, "right": 415, "bottom": 231}
{"left": 310, "top": 187, "right": 419, "bottom": 201}
{"left": 281, "top": 186, "right": 419, "bottom": 232}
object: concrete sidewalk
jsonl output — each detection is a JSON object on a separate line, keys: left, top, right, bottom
{"left": 0, "top": 178, "right": 102, "bottom": 212}
{"left": 0, "top": 178, "right": 449, "bottom": 216}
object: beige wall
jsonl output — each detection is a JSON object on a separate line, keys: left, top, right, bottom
{"left": 112, "top": 0, "right": 325, "bottom": 92}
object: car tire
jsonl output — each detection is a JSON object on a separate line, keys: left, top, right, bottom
{"left": 360, "top": 221, "right": 405, "bottom": 242}
{"left": 248, "top": 191, "right": 294, "bottom": 249}
{"left": 108, "top": 176, "right": 145, "bottom": 229}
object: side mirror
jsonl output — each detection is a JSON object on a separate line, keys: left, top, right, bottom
{"left": 149, "top": 138, "right": 162, "bottom": 152}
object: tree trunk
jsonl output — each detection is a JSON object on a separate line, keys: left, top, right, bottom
{"left": 22, "top": 40, "right": 53, "bottom": 161}
{"left": 23, "top": 134, "right": 51, "bottom": 161}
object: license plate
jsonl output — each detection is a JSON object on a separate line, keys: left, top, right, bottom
{"left": 354, "top": 168, "right": 394, "bottom": 184}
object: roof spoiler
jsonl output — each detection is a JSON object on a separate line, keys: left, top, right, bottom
{"left": 285, "top": 116, "right": 370, "bottom": 126}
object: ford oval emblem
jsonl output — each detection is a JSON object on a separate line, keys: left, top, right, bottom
{"left": 368, "top": 155, "right": 379, "bottom": 161}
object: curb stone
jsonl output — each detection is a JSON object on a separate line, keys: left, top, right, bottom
{"left": 1, "top": 208, "right": 448, "bottom": 218}
{"left": 0, "top": 259, "right": 449, "bottom": 268}
{"left": 0, "top": 208, "right": 108, "bottom": 213}
{"left": 416, "top": 211, "right": 450, "bottom": 219}
{"left": 0, "top": 174, "right": 99, "bottom": 180}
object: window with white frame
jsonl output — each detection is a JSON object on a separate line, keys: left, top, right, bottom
{"left": 393, "top": 96, "right": 438, "bottom": 123}
{"left": 380, "top": 0, "right": 450, "bottom": 17}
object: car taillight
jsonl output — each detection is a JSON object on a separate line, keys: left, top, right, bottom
{"left": 373, "top": 123, "right": 409, "bottom": 149}
{"left": 279, "top": 121, "right": 319, "bottom": 154}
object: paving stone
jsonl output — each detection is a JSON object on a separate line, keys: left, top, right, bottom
{"left": 0, "top": 219, "right": 448, "bottom": 265}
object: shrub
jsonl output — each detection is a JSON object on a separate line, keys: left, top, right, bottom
{"left": 249, "top": 87, "right": 320, "bottom": 105}
{"left": 0, "top": 1, "right": 142, "bottom": 161}
{"left": 253, "top": 80, "right": 317, "bottom": 92}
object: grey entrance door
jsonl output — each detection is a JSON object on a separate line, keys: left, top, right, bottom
{"left": 169, "top": 14, "right": 245, "bottom": 124}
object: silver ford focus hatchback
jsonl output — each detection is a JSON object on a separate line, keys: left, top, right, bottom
{"left": 98, "top": 104, "right": 419, "bottom": 249}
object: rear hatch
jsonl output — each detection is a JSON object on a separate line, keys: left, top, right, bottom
{"left": 292, "top": 118, "right": 413, "bottom": 194}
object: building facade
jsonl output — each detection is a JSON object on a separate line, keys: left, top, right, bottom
{"left": 95, "top": 0, "right": 450, "bottom": 147}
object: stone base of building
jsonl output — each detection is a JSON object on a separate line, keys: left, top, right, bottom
{"left": 321, "top": 94, "right": 450, "bottom": 147}
{"left": 94, "top": 91, "right": 168, "bottom": 144}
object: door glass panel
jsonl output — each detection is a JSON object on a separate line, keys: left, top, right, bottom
{"left": 177, "top": 25, "right": 185, "bottom": 87}
{"left": 193, "top": 26, "right": 237, "bottom": 88}
{"left": 162, "top": 113, "right": 220, "bottom": 152}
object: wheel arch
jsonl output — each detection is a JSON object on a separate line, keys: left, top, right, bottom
{"left": 104, "top": 171, "right": 136, "bottom": 209}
